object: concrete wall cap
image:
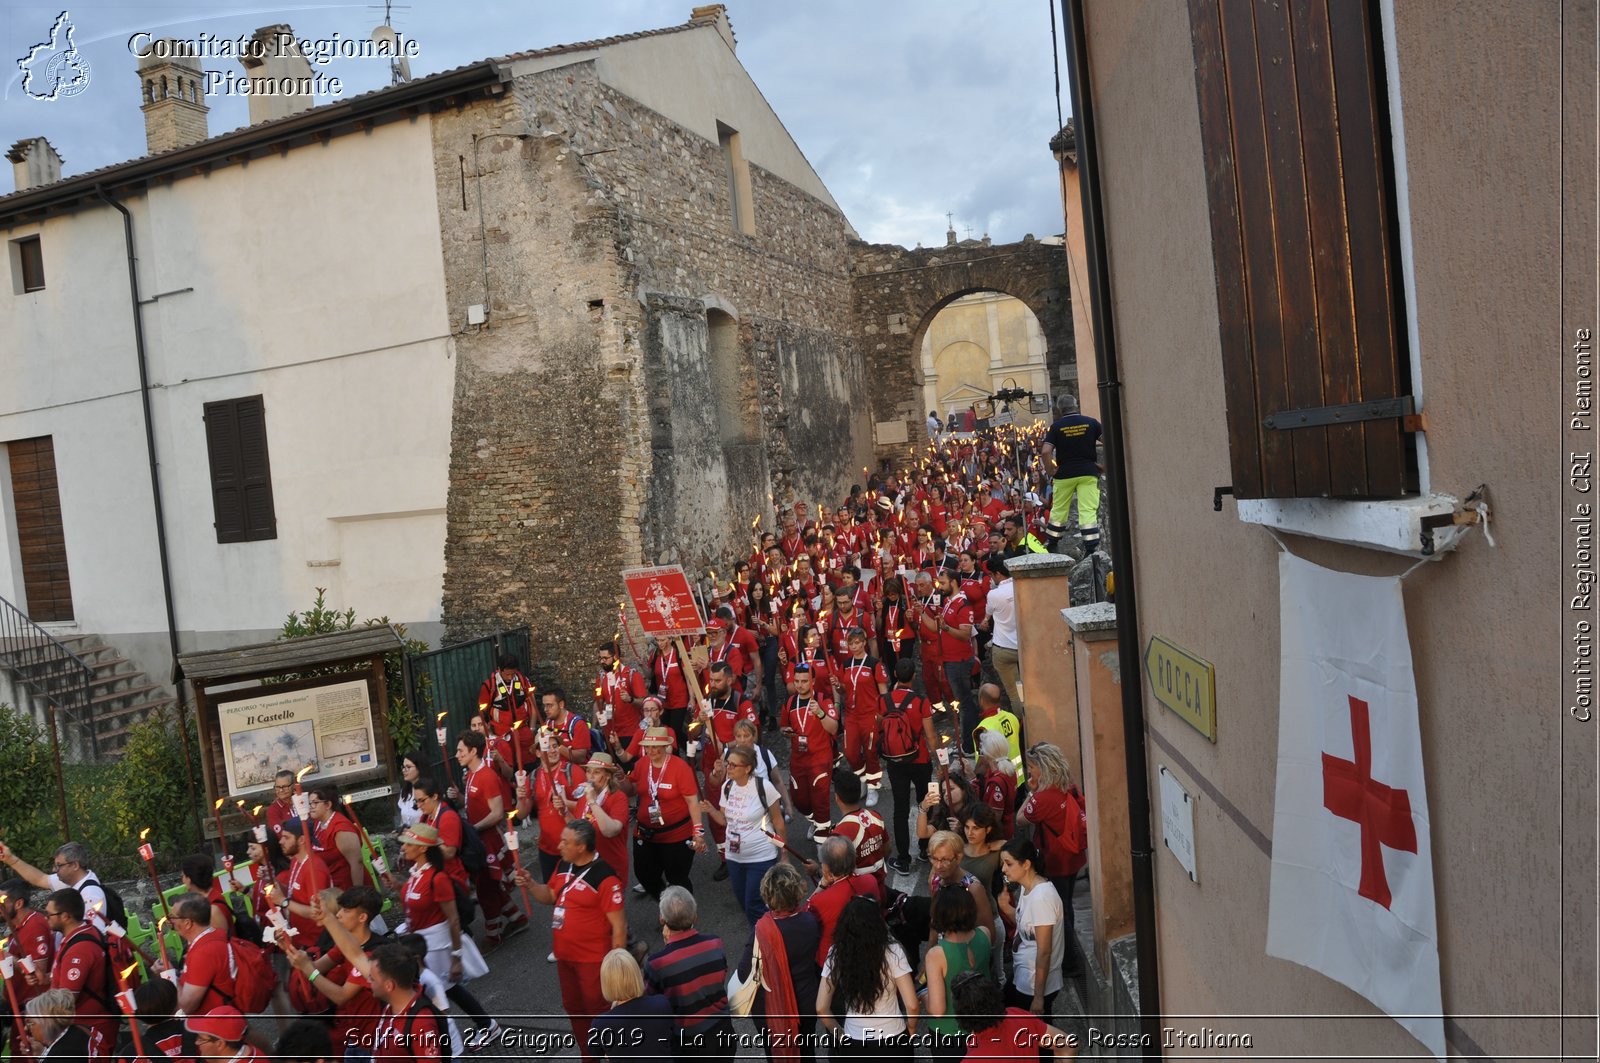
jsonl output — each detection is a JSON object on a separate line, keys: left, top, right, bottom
{"left": 1008, "top": 553, "right": 1075, "bottom": 578}
{"left": 1062, "top": 601, "right": 1117, "bottom": 633}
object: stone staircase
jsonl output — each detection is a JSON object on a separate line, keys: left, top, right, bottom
{"left": 0, "top": 633, "right": 177, "bottom": 758}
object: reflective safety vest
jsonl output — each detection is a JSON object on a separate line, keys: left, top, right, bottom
{"left": 974, "top": 709, "right": 1025, "bottom": 785}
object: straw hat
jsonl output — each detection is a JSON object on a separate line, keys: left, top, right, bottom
{"left": 640, "top": 726, "right": 675, "bottom": 747}
{"left": 398, "top": 823, "right": 441, "bottom": 848}
{"left": 583, "top": 752, "right": 621, "bottom": 772}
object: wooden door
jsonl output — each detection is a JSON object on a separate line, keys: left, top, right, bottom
{"left": 7, "top": 436, "right": 74, "bottom": 621}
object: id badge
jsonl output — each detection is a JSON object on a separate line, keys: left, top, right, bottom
{"left": 797, "top": 734, "right": 809, "bottom": 753}
{"left": 729, "top": 832, "right": 742, "bottom": 856}
{"left": 648, "top": 801, "right": 664, "bottom": 826}
{"left": 551, "top": 905, "right": 566, "bottom": 930}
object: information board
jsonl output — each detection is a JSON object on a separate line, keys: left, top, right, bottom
{"left": 215, "top": 677, "right": 379, "bottom": 796}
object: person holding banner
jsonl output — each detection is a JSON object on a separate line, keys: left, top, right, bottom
{"left": 647, "top": 639, "right": 693, "bottom": 747}
{"left": 619, "top": 728, "right": 707, "bottom": 899}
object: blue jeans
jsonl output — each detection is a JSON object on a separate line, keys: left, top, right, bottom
{"left": 727, "top": 856, "right": 776, "bottom": 925}
{"left": 944, "top": 659, "right": 979, "bottom": 753}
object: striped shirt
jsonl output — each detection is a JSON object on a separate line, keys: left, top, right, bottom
{"left": 643, "top": 932, "right": 730, "bottom": 1037}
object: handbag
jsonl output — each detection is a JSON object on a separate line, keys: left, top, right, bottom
{"left": 726, "top": 937, "right": 762, "bottom": 1017}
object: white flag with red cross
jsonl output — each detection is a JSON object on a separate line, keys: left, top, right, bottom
{"left": 1266, "top": 552, "right": 1445, "bottom": 1060}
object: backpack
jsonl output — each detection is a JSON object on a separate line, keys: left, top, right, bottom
{"left": 446, "top": 802, "right": 488, "bottom": 875}
{"left": 226, "top": 893, "right": 264, "bottom": 947}
{"left": 399, "top": 995, "right": 453, "bottom": 1061}
{"left": 878, "top": 690, "right": 921, "bottom": 762}
{"left": 77, "top": 876, "right": 128, "bottom": 931}
{"left": 220, "top": 936, "right": 278, "bottom": 1013}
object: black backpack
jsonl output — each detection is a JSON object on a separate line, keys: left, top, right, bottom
{"left": 444, "top": 801, "right": 488, "bottom": 875}
{"left": 78, "top": 876, "right": 128, "bottom": 930}
{"left": 399, "top": 994, "right": 453, "bottom": 1060}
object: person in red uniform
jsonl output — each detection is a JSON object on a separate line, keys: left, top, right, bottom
{"left": 828, "top": 769, "right": 889, "bottom": 890}
{"left": 312, "top": 927, "right": 451, "bottom": 1063}
{"left": 539, "top": 687, "right": 593, "bottom": 770}
{"left": 833, "top": 628, "right": 890, "bottom": 802}
{"left": 779, "top": 665, "right": 839, "bottom": 842}
{"left": 171, "top": 894, "right": 235, "bottom": 1019}
{"left": 179, "top": 855, "right": 235, "bottom": 935}
{"left": 411, "top": 779, "right": 471, "bottom": 888}
{"left": 594, "top": 644, "right": 647, "bottom": 750}
{"left": 469, "top": 713, "right": 519, "bottom": 793}
{"left": 478, "top": 654, "right": 537, "bottom": 764}
{"left": 511, "top": 821, "right": 626, "bottom": 1063}
{"left": 648, "top": 638, "right": 693, "bottom": 746}
{"left": 910, "top": 571, "right": 953, "bottom": 707}
{"left": 2, "top": 881, "right": 53, "bottom": 1058}
{"left": 879, "top": 659, "right": 941, "bottom": 874}
{"left": 713, "top": 605, "right": 763, "bottom": 702}
{"left": 185, "top": 1006, "right": 264, "bottom": 1062}
{"left": 43, "top": 888, "right": 117, "bottom": 1056}
{"left": 618, "top": 728, "right": 706, "bottom": 899}
{"left": 525, "top": 739, "right": 582, "bottom": 882}
{"left": 282, "top": 886, "right": 385, "bottom": 1055}
{"left": 262, "top": 817, "right": 331, "bottom": 948}
{"left": 925, "top": 569, "right": 980, "bottom": 754}
{"left": 823, "top": 588, "right": 878, "bottom": 665}
{"left": 264, "top": 770, "right": 297, "bottom": 838}
{"left": 307, "top": 786, "right": 372, "bottom": 892}
{"left": 570, "top": 753, "right": 630, "bottom": 886}
{"left": 456, "top": 731, "right": 526, "bottom": 946}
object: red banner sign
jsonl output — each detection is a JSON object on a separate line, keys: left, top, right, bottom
{"left": 623, "top": 565, "right": 706, "bottom": 637}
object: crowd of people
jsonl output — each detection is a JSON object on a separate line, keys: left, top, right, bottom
{"left": 0, "top": 400, "right": 1105, "bottom": 1061}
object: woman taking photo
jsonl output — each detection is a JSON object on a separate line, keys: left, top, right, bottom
{"left": 920, "top": 885, "right": 992, "bottom": 1061}
{"left": 996, "top": 838, "right": 1065, "bottom": 1017}
{"left": 918, "top": 773, "right": 976, "bottom": 859}
{"left": 704, "top": 745, "right": 788, "bottom": 924}
{"left": 733, "top": 863, "right": 821, "bottom": 1063}
{"left": 816, "top": 897, "right": 918, "bottom": 1058}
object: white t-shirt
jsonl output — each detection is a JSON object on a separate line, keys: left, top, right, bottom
{"left": 822, "top": 941, "right": 912, "bottom": 1040}
{"left": 721, "top": 776, "right": 779, "bottom": 864}
{"left": 985, "top": 580, "right": 1018, "bottom": 651}
{"left": 50, "top": 874, "right": 111, "bottom": 930}
{"left": 1011, "top": 879, "right": 1065, "bottom": 996}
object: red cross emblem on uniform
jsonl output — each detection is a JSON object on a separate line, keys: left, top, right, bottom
{"left": 1321, "top": 695, "right": 1417, "bottom": 909}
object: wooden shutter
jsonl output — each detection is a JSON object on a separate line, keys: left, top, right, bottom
{"left": 1189, "top": 0, "right": 1413, "bottom": 500}
{"left": 204, "top": 396, "right": 276, "bottom": 543}
{"left": 7, "top": 436, "right": 73, "bottom": 621}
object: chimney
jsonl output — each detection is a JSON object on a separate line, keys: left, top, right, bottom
{"left": 690, "top": 5, "right": 737, "bottom": 52}
{"left": 239, "top": 25, "right": 316, "bottom": 125}
{"left": 138, "top": 41, "right": 209, "bottom": 154}
{"left": 7, "top": 137, "right": 64, "bottom": 191}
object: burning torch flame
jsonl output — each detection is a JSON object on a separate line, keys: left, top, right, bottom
{"left": 214, "top": 798, "right": 226, "bottom": 811}
{"left": 139, "top": 828, "right": 151, "bottom": 842}
{"left": 252, "top": 805, "right": 264, "bottom": 817}
{"left": 436, "top": 712, "right": 448, "bottom": 725}
{"left": 296, "top": 764, "right": 314, "bottom": 783}
{"left": 512, "top": 720, "right": 523, "bottom": 733}
{"left": 121, "top": 962, "right": 140, "bottom": 982}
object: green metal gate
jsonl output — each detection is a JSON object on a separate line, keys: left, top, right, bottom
{"left": 401, "top": 628, "right": 532, "bottom": 782}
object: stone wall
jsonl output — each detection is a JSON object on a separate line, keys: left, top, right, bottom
{"left": 850, "top": 238, "right": 1074, "bottom": 465}
{"left": 436, "top": 64, "right": 873, "bottom": 687}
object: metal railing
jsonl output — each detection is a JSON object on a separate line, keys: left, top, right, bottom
{"left": 0, "top": 594, "right": 94, "bottom": 835}
{"left": 402, "top": 627, "right": 532, "bottom": 782}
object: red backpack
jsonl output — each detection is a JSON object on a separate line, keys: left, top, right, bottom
{"left": 878, "top": 689, "right": 922, "bottom": 762}
{"left": 222, "top": 936, "right": 278, "bottom": 1013}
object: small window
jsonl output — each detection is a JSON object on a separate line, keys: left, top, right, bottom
{"left": 203, "top": 396, "right": 278, "bottom": 543}
{"left": 12, "top": 236, "right": 45, "bottom": 293}
{"left": 717, "top": 121, "right": 756, "bottom": 235}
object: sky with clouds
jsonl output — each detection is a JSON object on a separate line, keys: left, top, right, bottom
{"left": 0, "top": 1, "right": 1073, "bottom": 248}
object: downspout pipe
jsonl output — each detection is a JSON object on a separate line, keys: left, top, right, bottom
{"left": 1058, "top": 2, "right": 1164, "bottom": 1056}
{"left": 94, "top": 185, "right": 204, "bottom": 841}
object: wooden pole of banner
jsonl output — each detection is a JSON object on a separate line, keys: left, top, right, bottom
{"left": 671, "top": 635, "right": 710, "bottom": 716}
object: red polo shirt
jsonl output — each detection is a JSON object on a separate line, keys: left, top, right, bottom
{"left": 835, "top": 655, "right": 888, "bottom": 717}
{"left": 7, "top": 910, "right": 54, "bottom": 1004}
{"left": 177, "top": 926, "right": 235, "bottom": 1016}
{"left": 572, "top": 787, "right": 631, "bottom": 881}
{"left": 534, "top": 762, "right": 582, "bottom": 857}
{"left": 312, "top": 811, "right": 369, "bottom": 890}
{"left": 629, "top": 755, "right": 699, "bottom": 843}
{"left": 806, "top": 873, "right": 885, "bottom": 966}
{"left": 547, "top": 858, "right": 624, "bottom": 963}
{"left": 464, "top": 762, "right": 507, "bottom": 855}
{"left": 401, "top": 864, "right": 453, "bottom": 931}
{"left": 937, "top": 593, "right": 976, "bottom": 663}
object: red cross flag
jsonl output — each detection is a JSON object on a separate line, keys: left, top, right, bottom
{"left": 1267, "top": 553, "right": 1444, "bottom": 1060}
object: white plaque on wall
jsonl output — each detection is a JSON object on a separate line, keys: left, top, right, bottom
{"left": 1159, "top": 764, "right": 1198, "bottom": 882}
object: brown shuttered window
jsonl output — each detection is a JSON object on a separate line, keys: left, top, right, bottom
{"left": 204, "top": 396, "right": 277, "bottom": 543}
{"left": 1189, "top": 0, "right": 1416, "bottom": 500}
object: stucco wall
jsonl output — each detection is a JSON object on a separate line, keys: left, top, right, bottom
{"left": 0, "top": 118, "right": 453, "bottom": 684}
{"left": 919, "top": 291, "right": 1050, "bottom": 420}
{"left": 1082, "top": 0, "right": 1576, "bottom": 1057}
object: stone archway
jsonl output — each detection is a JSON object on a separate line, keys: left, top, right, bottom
{"left": 849, "top": 236, "right": 1074, "bottom": 462}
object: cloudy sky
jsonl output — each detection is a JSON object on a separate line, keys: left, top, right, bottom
{"left": 0, "top": 1, "right": 1072, "bottom": 247}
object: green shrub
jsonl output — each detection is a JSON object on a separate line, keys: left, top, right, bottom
{"left": 0, "top": 703, "right": 60, "bottom": 860}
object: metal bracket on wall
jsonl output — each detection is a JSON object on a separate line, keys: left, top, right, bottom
{"left": 1213, "top": 485, "right": 1234, "bottom": 512}
{"left": 1418, "top": 484, "right": 1490, "bottom": 556}
{"left": 1263, "top": 395, "right": 1424, "bottom": 433}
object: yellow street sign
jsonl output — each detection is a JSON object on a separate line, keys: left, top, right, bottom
{"left": 1144, "top": 635, "right": 1216, "bottom": 741}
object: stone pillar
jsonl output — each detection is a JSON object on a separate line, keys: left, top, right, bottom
{"left": 1007, "top": 553, "right": 1080, "bottom": 783}
{"left": 1063, "top": 601, "right": 1134, "bottom": 969}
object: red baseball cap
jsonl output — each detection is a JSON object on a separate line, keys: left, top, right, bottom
{"left": 186, "top": 1007, "right": 248, "bottom": 1044}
